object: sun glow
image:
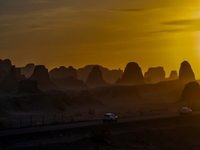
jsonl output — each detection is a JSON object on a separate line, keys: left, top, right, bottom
{"left": 194, "top": 31, "right": 200, "bottom": 56}
{"left": 191, "top": 7, "right": 200, "bottom": 79}
{"left": 1, "top": 0, "right": 200, "bottom": 78}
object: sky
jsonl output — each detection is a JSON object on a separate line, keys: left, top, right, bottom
{"left": 1, "top": 0, "right": 200, "bottom": 78}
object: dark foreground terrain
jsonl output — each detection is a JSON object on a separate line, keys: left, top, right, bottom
{"left": 2, "top": 114, "right": 200, "bottom": 150}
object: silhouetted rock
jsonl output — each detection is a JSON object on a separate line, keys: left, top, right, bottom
{"left": 180, "top": 82, "right": 200, "bottom": 102}
{"left": 168, "top": 70, "right": 178, "bottom": 80}
{"left": 116, "top": 62, "right": 144, "bottom": 85}
{"left": 20, "top": 63, "right": 35, "bottom": 78}
{"left": 0, "top": 59, "right": 12, "bottom": 82}
{"left": 15, "top": 67, "right": 26, "bottom": 81}
{"left": 144, "top": 77, "right": 151, "bottom": 84}
{"left": 179, "top": 61, "right": 195, "bottom": 81}
{"left": 0, "top": 59, "right": 12, "bottom": 72}
{"left": 144, "top": 67, "right": 166, "bottom": 83}
{"left": 52, "top": 76, "right": 87, "bottom": 89}
{"left": 180, "top": 81, "right": 200, "bottom": 111}
{"left": 49, "top": 66, "right": 77, "bottom": 79}
{"left": 78, "top": 65, "right": 123, "bottom": 84}
{"left": 29, "top": 65, "right": 56, "bottom": 90}
{"left": 86, "top": 66, "right": 108, "bottom": 87}
{"left": 15, "top": 68, "right": 21, "bottom": 81}
{"left": 18, "top": 80, "right": 41, "bottom": 93}
{"left": 0, "top": 66, "right": 18, "bottom": 92}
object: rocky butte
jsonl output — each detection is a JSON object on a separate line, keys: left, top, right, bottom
{"left": 29, "top": 65, "right": 56, "bottom": 90}
{"left": 180, "top": 81, "right": 200, "bottom": 110}
{"left": 0, "top": 59, "right": 12, "bottom": 72}
{"left": 179, "top": 61, "right": 195, "bottom": 81}
{"left": 86, "top": 65, "right": 108, "bottom": 87}
{"left": 144, "top": 67, "right": 166, "bottom": 83}
{"left": 0, "top": 59, "right": 12, "bottom": 83}
{"left": 168, "top": 70, "right": 178, "bottom": 80}
{"left": 116, "top": 62, "right": 144, "bottom": 85}
{"left": 180, "top": 82, "right": 200, "bottom": 102}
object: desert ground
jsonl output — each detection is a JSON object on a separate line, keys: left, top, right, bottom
{"left": 0, "top": 88, "right": 182, "bottom": 129}
{"left": 0, "top": 82, "right": 197, "bottom": 150}
{"left": 0, "top": 90, "right": 195, "bottom": 150}
{"left": 1, "top": 113, "right": 200, "bottom": 150}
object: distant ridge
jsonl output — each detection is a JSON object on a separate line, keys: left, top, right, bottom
{"left": 77, "top": 65, "right": 123, "bottom": 84}
{"left": 49, "top": 66, "right": 77, "bottom": 79}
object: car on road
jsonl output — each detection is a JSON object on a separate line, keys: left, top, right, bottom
{"left": 180, "top": 107, "right": 192, "bottom": 115}
{"left": 103, "top": 113, "right": 118, "bottom": 122}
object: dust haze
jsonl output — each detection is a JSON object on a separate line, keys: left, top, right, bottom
{"left": 1, "top": 59, "right": 200, "bottom": 149}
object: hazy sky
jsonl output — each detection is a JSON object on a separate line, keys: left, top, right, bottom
{"left": 1, "top": 0, "right": 200, "bottom": 78}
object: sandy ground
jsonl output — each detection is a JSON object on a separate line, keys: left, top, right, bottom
{"left": 0, "top": 97, "right": 181, "bottom": 129}
{"left": 0, "top": 84, "right": 192, "bottom": 150}
{"left": 0, "top": 83, "right": 185, "bottom": 129}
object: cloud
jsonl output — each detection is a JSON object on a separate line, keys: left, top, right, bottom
{"left": 160, "top": 18, "right": 200, "bottom": 32}
{"left": 161, "top": 18, "right": 200, "bottom": 26}
{"left": 150, "top": 28, "right": 184, "bottom": 33}
{"left": 26, "top": 25, "right": 51, "bottom": 30}
{"left": 109, "top": 8, "right": 146, "bottom": 12}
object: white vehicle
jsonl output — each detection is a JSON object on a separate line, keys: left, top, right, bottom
{"left": 180, "top": 107, "right": 192, "bottom": 115}
{"left": 103, "top": 113, "right": 118, "bottom": 122}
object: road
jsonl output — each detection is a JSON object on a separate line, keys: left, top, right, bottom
{"left": 0, "top": 112, "right": 180, "bottom": 137}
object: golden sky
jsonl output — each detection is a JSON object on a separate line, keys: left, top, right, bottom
{"left": 1, "top": 0, "right": 200, "bottom": 78}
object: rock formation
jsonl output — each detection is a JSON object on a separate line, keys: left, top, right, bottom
{"left": 179, "top": 61, "right": 195, "bottom": 81}
{"left": 15, "top": 67, "right": 26, "bottom": 81}
{"left": 180, "top": 82, "right": 200, "bottom": 102}
{"left": 116, "top": 62, "right": 144, "bottom": 85}
{"left": 180, "top": 82, "right": 200, "bottom": 110}
{"left": 0, "top": 59, "right": 12, "bottom": 82}
{"left": 49, "top": 66, "right": 77, "bottom": 79}
{"left": 20, "top": 63, "right": 35, "bottom": 78}
{"left": 0, "top": 59, "right": 12, "bottom": 72}
{"left": 77, "top": 65, "right": 123, "bottom": 84}
{"left": 29, "top": 65, "right": 56, "bottom": 90}
{"left": 0, "top": 65, "right": 18, "bottom": 92}
{"left": 168, "top": 70, "right": 178, "bottom": 80}
{"left": 86, "top": 66, "right": 108, "bottom": 87}
{"left": 144, "top": 67, "right": 166, "bottom": 83}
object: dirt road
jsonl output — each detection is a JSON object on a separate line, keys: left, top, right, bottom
{"left": 0, "top": 112, "right": 178, "bottom": 137}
